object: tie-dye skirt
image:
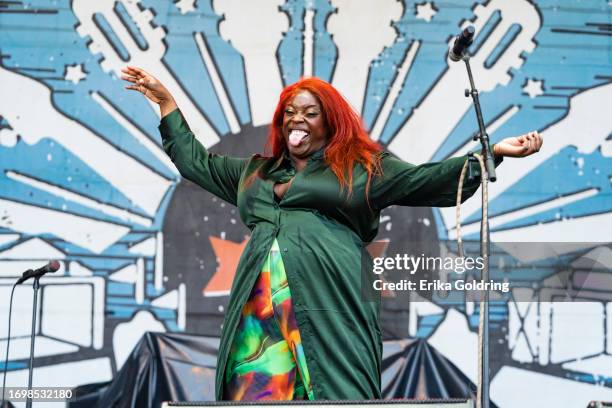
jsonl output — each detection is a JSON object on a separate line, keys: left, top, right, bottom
{"left": 223, "top": 239, "right": 314, "bottom": 400}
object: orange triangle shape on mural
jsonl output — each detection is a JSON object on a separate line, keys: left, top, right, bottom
{"left": 203, "top": 236, "right": 249, "bottom": 297}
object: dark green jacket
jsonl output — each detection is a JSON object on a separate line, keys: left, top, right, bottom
{"left": 159, "top": 109, "right": 501, "bottom": 400}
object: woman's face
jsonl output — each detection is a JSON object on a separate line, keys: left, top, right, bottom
{"left": 282, "top": 90, "right": 329, "bottom": 160}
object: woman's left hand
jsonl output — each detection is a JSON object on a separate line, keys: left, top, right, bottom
{"left": 493, "top": 131, "right": 543, "bottom": 158}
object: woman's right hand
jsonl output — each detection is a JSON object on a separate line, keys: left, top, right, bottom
{"left": 121, "top": 66, "right": 177, "bottom": 116}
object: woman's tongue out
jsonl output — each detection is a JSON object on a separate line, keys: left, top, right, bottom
{"left": 289, "top": 129, "right": 308, "bottom": 147}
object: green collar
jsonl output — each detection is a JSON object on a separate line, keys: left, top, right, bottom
{"left": 270, "top": 147, "right": 326, "bottom": 172}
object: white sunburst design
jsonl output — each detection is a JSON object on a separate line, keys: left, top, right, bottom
{"left": 0, "top": 0, "right": 196, "bottom": 388}
{"left": 369, "top": 40, "right": 421, "bottom": 141}
{"left": 442, "top": 81, "right": 612, "bottom": 247}
{"left": 193, "top": 32, "right": 242, "bottom": 134}
{"left": 0, "top": 63, "right": 169, "bottom": 253}
{"left": 213, "top": 0, "right": 288, "bottom": 127}
{"left": 386, "top": 0, "right": 540, "bottom": 164}
{"left": 327, "top": 0, "right": 403, "bottom": 113}
{"left": 5, "top": 170, "right": 153, "bottom": 227}
{"left": 73, "top": 0, "right": 220, "bottom": 147}
{"left": 300, "top": 0, "right": 316, "bottom": 78}
{"left": 356, "top": 0, "right": 612, "bottom": 253}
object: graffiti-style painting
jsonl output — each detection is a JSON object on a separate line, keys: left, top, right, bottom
{"left": 0, "top": 1, "right": 610, "bottom": 406}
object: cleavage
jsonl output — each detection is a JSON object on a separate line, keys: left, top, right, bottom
{"left": 273, "top": 177, "right": 294, "bottom": 202}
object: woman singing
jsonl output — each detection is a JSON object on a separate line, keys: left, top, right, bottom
{"left": 122, "top": 66, "right": 542, "bottom": 401}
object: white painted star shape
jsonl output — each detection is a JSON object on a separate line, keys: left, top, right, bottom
{"left": 64, "top": 63, "right": 87, "bottom": 85}
{"left": 523, "top": 78, "right": 545, "bottom": 98}
{"left": 175, "top": 0, "right": 195, "bottom": 15}
{"left": 415, "top": 2, "right": 437, "bottom": 22}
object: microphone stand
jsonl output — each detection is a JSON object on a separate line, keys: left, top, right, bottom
{"left": 461, "top": 54, "right": 495, "bottom": 408}
{"left": 25, "top": 276, "right": 40, "bottom": 408}
{"left": 463, "top": 56, "right": 496, "bottom": 181}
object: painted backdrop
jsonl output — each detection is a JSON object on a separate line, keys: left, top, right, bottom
{"left": 0, "top": 0, "right": 611, "bottom": 407}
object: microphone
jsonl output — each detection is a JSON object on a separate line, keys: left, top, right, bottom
{"left": 449, "top": 26, "right": 475, "bottom": 62}
{"left": 16, "top": 260, "right": 61, "bottom": 284}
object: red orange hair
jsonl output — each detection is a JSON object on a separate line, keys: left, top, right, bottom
{"left": 268, "top": 77, "right": 382, "bottom": 195}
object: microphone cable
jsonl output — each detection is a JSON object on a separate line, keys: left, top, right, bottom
{"left": 455, "top": 152, "right": 489, "bottom": 408}
{"left": 1, "top": 283, "right": 18, "bottom": 404}
{"left": 455, "top": 153, "right": 488, "bottom": 258}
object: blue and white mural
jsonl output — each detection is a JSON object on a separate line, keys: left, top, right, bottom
{"left": 0, "top": 0, "right": 610, "bottom": 406}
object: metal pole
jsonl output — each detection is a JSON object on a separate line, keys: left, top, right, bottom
{"left": 462, "top": 55, "right": 493, "bottom": 408}
{"left": 463, "top": 57, "right": 496, "bottom": 182}
{"left": 25, "top": 277, "right": 40, "bottom": 408}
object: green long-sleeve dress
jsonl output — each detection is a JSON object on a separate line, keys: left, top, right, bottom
{"left": 159, "top": 109, "right": 502, "bottom": 400}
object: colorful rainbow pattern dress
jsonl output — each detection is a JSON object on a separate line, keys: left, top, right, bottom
{"left": 224, "top": 239, "right": 314, "bottom": 400}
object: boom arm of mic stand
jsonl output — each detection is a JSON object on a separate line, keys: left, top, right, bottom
{"left": 462, "top": 55, "right": 497, "bottom": 182}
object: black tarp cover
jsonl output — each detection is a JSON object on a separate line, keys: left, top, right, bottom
{"left": 382, "top": 339, "right": 496, "bottom": 407}
{"left": 70, "top": 332, "right": 218, "bottom": 408}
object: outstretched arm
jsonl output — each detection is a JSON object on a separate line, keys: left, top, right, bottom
{"left": 122, "top": 66, "right": 247, "bottom": 205}
{"left": 371, "top": 132, "right": 543, "bottom": 209}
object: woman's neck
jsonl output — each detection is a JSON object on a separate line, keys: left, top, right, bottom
{"left": 292, "top": 157, "right": 308, "bottom": 172}
{"left": 288, "top": 145, "right": 325, "bottom": 172}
